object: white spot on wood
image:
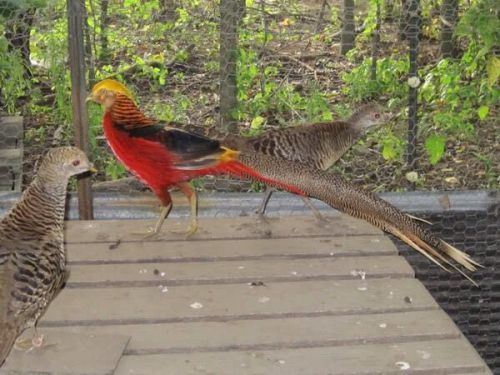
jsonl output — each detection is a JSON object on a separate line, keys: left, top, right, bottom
{"left": 160, "top": 272, "right": 166, "bottom": 277}
{"left": 395, "top": 361, "right": 411, "bottom": 370}
{"left": 258, "top": 296, "right": 270, "bottom": 303}
{"left": 291, "top": 271, "right": 298, "bottom": 276}
{"left": 238, "top": 266, "right": 245, "bottom": 270}
{"left": 357, "top": 286, "right": 368, "bottom": 291}
{"left": 139, "top": 269, "right": 148, "bottom": 274}
{"left": 190, "top": 302, "right": 203, "bottom": 309}
{"left": 418, "top": 350, "right": 431, "bottom": 359}
{"left": 350, "top": 270, "right": 366, "bottom": 280}
{"left": 379, "top": 323, "right": 387, "bottom": 328}
{"left": 329, "top": 252, "right": 334, "bottom": 256}
{"left": 371, "top": 238, "right": 380, "bottom": 243}
{"left": 277, "top": 359, "right": 286, "bottom": 365}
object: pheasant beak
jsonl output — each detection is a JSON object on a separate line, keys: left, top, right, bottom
{"left": 88, "top": 164, "right": 97, "bottom": 174}
{"left": 85, "top": 94, "right": 94, "bottom": 103}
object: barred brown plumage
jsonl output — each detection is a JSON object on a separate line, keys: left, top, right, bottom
{"left": 0, "top": 147, "right": 94, "bottom": 366}
{"left": 234, "top": 152, "right": 481, "bottom": 284}
{"left": 223, "top": 103, "right": 390, "bottom": 218}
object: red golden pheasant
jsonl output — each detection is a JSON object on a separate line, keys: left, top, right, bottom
{"left": 87, "top": 79, "right": 304, "bottom": 236}
{"left": 88, "top": 79, "right": 480, "bottom": 283}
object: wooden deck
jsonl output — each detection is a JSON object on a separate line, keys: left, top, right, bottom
{"left": 1, "top": 215, "right": 491, "bottom": 375}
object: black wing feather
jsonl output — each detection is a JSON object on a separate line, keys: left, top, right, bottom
{"left": 126, "top": 123, "right": 222, "bottom": 161}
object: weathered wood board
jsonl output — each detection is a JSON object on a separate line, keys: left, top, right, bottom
{"left": 1, "top": 216, "right": 491, "bottom": 374}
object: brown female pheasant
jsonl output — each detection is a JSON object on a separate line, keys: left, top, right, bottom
{"left": 223, "top": 103, "right": 389, "bottom": 218}
{"left": 0, "top": 147, "right": 94, "bottom": 366}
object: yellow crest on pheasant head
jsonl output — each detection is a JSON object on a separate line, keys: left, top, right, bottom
{"left": 87, "top": 79, "right": 135, "bottom": 109}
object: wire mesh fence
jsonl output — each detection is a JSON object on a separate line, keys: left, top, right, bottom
{"left": 0, "top": 0, "right": 498, "bottom": 370}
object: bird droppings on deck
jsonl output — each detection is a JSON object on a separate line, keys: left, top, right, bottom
{"left": 404, "top": 296, "right": 413, "bottom": 304}
{"left": 395, "top": 361, "right": 411, "bottom": 370}
{"left": 277, "top": 359, "right": 286, "bottom": 365}
{"left": 238, "top": 266, "right": 245, "bottom": 270}
{"left": 258, "top": 296, "right": 270, "bottom": 303}
{"left": 418, "top": 350, "right": 431, "bottom": 359}
{"left": 138, "top": 268, "right": 148, "bottom": 274}
{"left": 158, "top": 285, "right": 168, "bottom": 293}
{"left": 190, "top": 302, "right": 203, "bottom": 309}
{"left": 291, "top": 271, "right": 298, "bottom": 275}
{"left": 379, "top": 323, "right": 388, "bottom": 328}
{"left": 350, "top": 270, "right": 367, "bottom": 280}
{"left": 357, "top": 286, "right": 368, "bottom": 291}
{"left": 371, "top": 238, "right": 381, "bottom": 243}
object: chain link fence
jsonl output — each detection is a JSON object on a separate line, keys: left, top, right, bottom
{"left": 0, "top": 0, "right": 498, "bottom": 370}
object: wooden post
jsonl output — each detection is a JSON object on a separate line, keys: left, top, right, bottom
{"left": 219, "top": 0, "right": 245, "bottom": 133}
{"left": 67, "top": 0, "right": 94, "bottom": 219}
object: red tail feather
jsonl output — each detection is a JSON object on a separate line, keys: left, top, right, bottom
{"left": 221, "top": 161, "right": 306, "bottom": 196}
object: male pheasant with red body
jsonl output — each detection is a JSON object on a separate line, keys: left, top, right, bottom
{"left": 0, "top": 147, "right": 94, "bottom": 366}
{"left": 88, "top": 79, "right": 480, "bottom": 282}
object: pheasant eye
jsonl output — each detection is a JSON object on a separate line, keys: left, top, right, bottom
{"left": 374, "top": 113, "right": 381, "bottom": 119}
{"left": 72, "top": 160, "right": 80, "bottom": 166}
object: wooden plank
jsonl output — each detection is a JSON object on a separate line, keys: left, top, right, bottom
{"left": 0, "top": 331, "right": 129, "bottom": 375}
{"left": 41, "top": 279, "right": 437, "bottom": 326}
{"left": 41, "top": 310, "right": 459, "bottom": 355}
{"left": 66, "top": 235, "right": 397, "bottom": 264}
{"left": 113, "top": 339, "right": 489, "bottom": 375}
{"left": 63, "top": 216, "right": 382, "bottom": 243}
{"left": 66, "top": 256, "right": 413, "bottom": 287}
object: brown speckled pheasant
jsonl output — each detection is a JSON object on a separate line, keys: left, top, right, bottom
{"left": 234, "top": 152, "right": 481, "bottom": 284}
{"left": 0, "top": 147, "right": 94, "bottom": 366}
{"left": 224, "top": 103, "right": 389, "bottom": 218}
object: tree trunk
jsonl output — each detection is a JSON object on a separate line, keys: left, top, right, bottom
{"left": 340, "top": 0, "right": 355, "bottom": 55}
{"left": 219, "top": 0, "right": 245, "bottom": 133}
{"left": 440, "top": 0, "right": 458, "bottom": 58}
{"left": 99, "top": 0, "right": 111, "bottom": 66}
{"left": 399, "top": 0, "right": 409, "bottom": 40}
{"left": 4, "top": 8, "right": 36, "bottom": 77}
{"left": 406, "top": 0, "right": 420, "bottom": 190}
{"left": 371, "top": 0, "right": 381, "bottom": 81}
{"left": 384, "top": 0, "right": 394, "bottom": 22}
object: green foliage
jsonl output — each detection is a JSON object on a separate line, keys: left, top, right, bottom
{"left": 425, "top": 135, "right": 446, "bottom": 165}
{"left": 0, "top": 38, "right": 29, "bottom": 113}
{"left": 342, "top": 57, "right": 408, "bottom": 101}
{"left": 236, "top": 47, "right": 332, "bottom": 126}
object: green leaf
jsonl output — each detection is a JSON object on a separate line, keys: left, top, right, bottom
{"left": 477, "top": 105, "right": 489, "bottom": 120}
{"left": 382, "top": 143, "right": 396, "bottom": 160}
{"left": 425, "top": 135, "right": 446, "bottom": 165}
{"left": 486, "top": 55, "right": 500, "bottom": 87}
{"left": 250, "top": 116, "right": 265, "bottom": 129}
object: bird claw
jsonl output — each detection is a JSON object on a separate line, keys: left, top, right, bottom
{"left": 132, "top": 227, "right": 160, "bottom": 240}
{"left": 14, "top": 334, "right": 46, "bottom": 352}
{"left": 171, "top": 221, "right": 198, "bottom": 238}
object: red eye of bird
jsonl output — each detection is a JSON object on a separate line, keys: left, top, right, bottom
{"left": 374, "top": 113, "right": 380, "bottom": 119}
{"left": 72, "top": 160, "right": 80, "bottom": 166}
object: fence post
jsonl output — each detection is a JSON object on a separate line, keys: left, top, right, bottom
{"left": 406, "top": 0, "right": 420, "bottom": 190}
{"left": 219, "top": 0, "right": 245, "bottom": 133}
{"left": 67, "top": 0, "right": 94, "bottom": 219}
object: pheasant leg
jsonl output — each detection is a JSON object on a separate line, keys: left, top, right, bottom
{"left": 256, "top": 187, "right": 274, "bottom": 218}
{"left": 172, "top": 182, "right": 198, "bottom": 236}
{"left": 300, "top": 196, "right": 327, "bottom": 222}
